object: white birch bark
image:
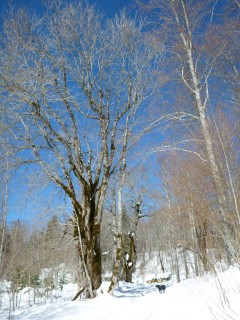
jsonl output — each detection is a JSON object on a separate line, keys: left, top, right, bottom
{"left": 169, "top": 0, "right": 237, "bottom": 262}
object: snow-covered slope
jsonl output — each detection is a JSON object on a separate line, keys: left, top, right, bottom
{"left": 1, "top": 267, "right": 240, "bottom": 320}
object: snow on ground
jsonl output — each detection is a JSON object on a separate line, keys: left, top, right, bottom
{"left": 1, "top": 267, "right": 240, "bottom": 320}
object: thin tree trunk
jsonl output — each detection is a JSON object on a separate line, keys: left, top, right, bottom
{"left": 123, "top": 233, "right": 136, "bottom": 283}
{"left": 193, "top": 250, "right": 200, "bottom": 277}
{"left": 196, "top": 222, "right": 209, "bottom": 272}
{"left": 108, "top": 235, "right": 122, "bottom": 295}
{"left": 182, "top": 247, "right": 189, "bottom": 279}
{"left": 108, "top": 113, "right": 131, "bottom": 294}
{"left": 158, "top": 252, "right": 165, "bottom": 273}
{"left": 174, "top": 248, "right": 180, "bottom": 283}
{"left": 0, "top": 162, "right": 9, "bottom": 274}
{"left": 173, "top": 0, "right": 233, "bottom": 260}
{"left": 108, "top": 164, "right": 126, "bottom": 294}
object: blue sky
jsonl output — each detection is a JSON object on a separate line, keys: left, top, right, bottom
{"left": 0, "top": 0, "right": 162, "bottom": 225}
{"left": 89, "top": 0, "right": 134, "bottom": 16}
{"left": 0, "top": 0, "right": 134, "bottom": 18}
{"left": 0, "top": 0, "right": 138, "bottom": 224}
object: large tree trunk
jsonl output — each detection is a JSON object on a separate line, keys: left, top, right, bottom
{"left": 74, "top": 213, "right": 102, "bottom": 298}
{"left": 73, "top": 184, "right": 107, "bottom": 298}
{"left": 86, "top": 224, "right": 102, "bottom": 294}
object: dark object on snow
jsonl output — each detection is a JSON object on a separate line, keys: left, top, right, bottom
{"left": 72, "top": 287, "right": 85, "bottom": 301}
{"left": 156, "top": 284, "right": 166, "bottom": 294}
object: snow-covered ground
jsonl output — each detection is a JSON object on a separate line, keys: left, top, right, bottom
{"left": 1, "top": 267, "right": 240, "bottom": 320}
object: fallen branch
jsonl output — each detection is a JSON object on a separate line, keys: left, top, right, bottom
{"left": 72, "top": 287, "right": 85, "bottom": 301}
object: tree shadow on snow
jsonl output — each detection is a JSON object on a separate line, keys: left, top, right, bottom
{"left": 114, "top": 283, "right": 156, "bottom": 298}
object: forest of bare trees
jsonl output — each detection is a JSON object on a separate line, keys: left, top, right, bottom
{"left": 0, "top": 0, "right": 239, "bottom": 305}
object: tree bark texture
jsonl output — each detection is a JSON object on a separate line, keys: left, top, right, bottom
{"left": 108, "top": 235, "right": 122, "bottom": 295}
{"left": 123, "top": 233, "right": 137, "bottom": 283}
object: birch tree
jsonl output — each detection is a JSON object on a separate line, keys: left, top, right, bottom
{"left": 0, "top": 158, "right": 10, "bottom": 277}
{"left": 137, "top": 0, "right": 240, "bottom": 262}
{"left": 0, "top": 96, "right": 12, "bottom": 278}
{"left": 0, "top": 2, "right": 159, "bottom": 297}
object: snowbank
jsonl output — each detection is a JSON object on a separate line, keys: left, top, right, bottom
{"left": 1, "top": 267, "right": 240, "bottom": 320}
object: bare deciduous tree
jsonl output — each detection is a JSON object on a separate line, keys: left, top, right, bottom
{"left": 0, "top": 2, "right": 159, "bottom": 297}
